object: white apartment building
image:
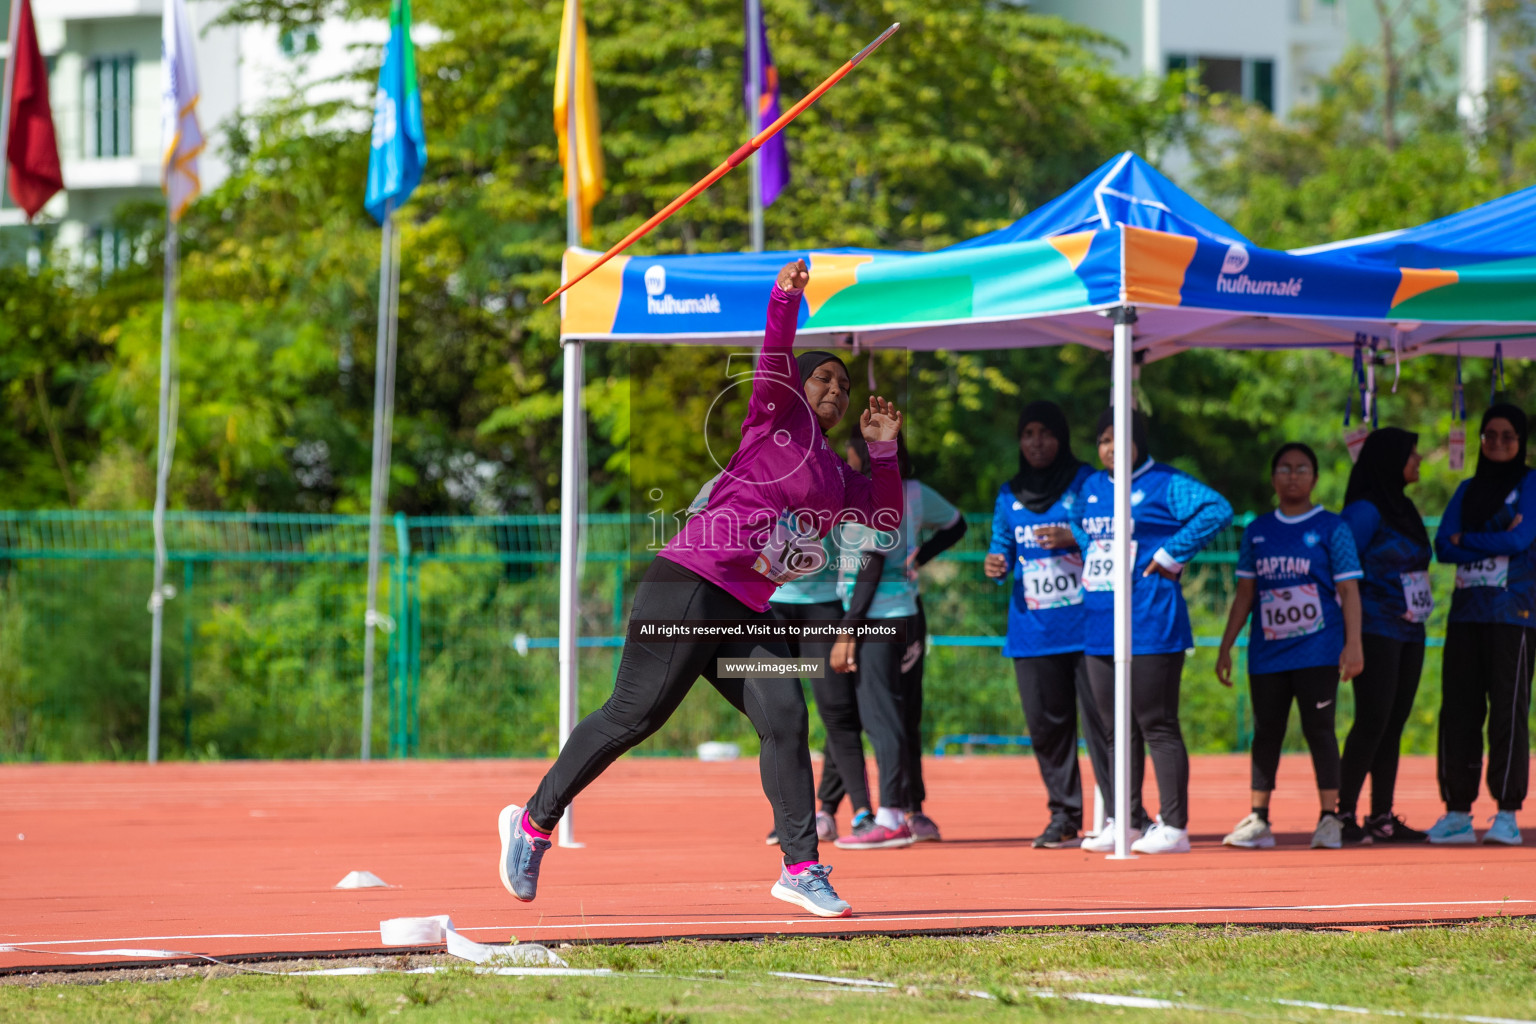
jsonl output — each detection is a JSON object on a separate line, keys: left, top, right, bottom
{"left": 1029, "top": 0, "right": 1504, "bottom": 122}
{"left": 0, "top": 0, "right": 379, "bottom": 267}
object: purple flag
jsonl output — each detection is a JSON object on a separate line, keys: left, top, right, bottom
{"left": 743, "top": 3, "right": 789, "bottom": 206}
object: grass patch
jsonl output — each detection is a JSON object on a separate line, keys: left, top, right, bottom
{"left": 3, "top": 921, "right": 1534, "bottom": 1022}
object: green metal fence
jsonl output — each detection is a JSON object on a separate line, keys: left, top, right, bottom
{"left": 0, "top": 509, "right": 1459, "bottom": 761}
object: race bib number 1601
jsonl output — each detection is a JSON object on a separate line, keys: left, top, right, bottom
{"left": 1019, "top": 553, "right": 1084, "bottom": 610}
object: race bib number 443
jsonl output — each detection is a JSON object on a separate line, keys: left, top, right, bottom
{"left": 1259, "top": 585, "right": 1325, "bottom": 642}
{"left": 1019, "top": 553, "right": 1084, "bottom": 610}
{"left": 1082, "top": 540, "right": 1138, "bottom": 593}
{"left": 1455, "top": 556, "right": 1509, "bottom": 590}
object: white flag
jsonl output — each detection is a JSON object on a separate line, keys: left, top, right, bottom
{"left": 160, "top": 0, "right": 204, "bottom": 221}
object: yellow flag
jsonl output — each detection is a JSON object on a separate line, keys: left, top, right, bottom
{"left": 554, "top": 0, "right": 604, "bottom": 243}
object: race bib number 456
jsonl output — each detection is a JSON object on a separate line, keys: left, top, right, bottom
{"left": 1019, "top": 553, "right": 1084, "bottom": 610}
{"left": 1400, "top": 570, "right": 1434, "bottom": 623}
{"left": 1082, "top": 539, "right": 1138, "bottom": 593}
{"left": 1259, "top": 585, "right": 1325, "bottom": 642}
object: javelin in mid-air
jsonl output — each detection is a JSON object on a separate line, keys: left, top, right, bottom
{"left": 543, "top": 22, "right": 901, "bottom": 305}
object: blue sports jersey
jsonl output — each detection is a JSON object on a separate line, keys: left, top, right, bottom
{"left": 1235, "top": 506, "right": 1363, "bottom": 674}
{"left": 987, "top": 464, "right": 1094, "bottom": 658}
{"left": 1074, "top": 459, "right": 1233, "bottom": 656}
{"left": 1434, "top": 471, "right": 1536, "bottom": 627}
{"left": 1340, "top": 500, "right": 1432, "bottom": 643}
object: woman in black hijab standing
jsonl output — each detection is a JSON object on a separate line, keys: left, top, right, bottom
{"left": 1337, "top": 428, "right": 1432, "bottom": 843}
{"left": 1431, "top": 404, "right": 1536, "bottom": 846}
{"left": 983, "top": 401, "right": 1120, "bottom": 847}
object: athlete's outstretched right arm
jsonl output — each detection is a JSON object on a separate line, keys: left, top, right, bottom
{"left": 742, "top": 261, "right": 807, "bottom": 432}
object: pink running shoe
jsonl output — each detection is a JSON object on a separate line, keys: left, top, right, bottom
{"left": 834, "top": 817, "right": 915, "bottom": 850}
{"left": 908, "top": 812, "right": 941, "bottom": 842}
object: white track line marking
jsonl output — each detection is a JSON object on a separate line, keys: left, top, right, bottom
{"left": 5, "top": 898, "right": 1530, "bottom": 950}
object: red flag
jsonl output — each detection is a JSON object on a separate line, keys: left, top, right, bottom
{"left": 5, "top": 0, "right": 64, "bottom": 220}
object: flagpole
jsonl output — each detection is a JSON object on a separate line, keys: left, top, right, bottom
{"left": 361, "top": 198, "right": 397, "bottom": 761}
{"left": 557, "top": 0, "right": 584, "bottom": 849}
{"left": 0, "top": 0, "right": 25, "bottom": 206}
{"left": 148, "top": 211, "right": 179, "bottom": 764}
{"left": 746, "top": 0, "right": 764, "bottom": 252}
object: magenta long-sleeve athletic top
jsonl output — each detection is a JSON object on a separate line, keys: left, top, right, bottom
{"left": 659, "top": 285, "right": 904, "bottom": 612}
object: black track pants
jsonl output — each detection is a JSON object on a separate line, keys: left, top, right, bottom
{"left": 1248, "top": 665, "right": 1341, "bottom": 793}
{"left": 1338, "top": 633, "right": 1424, "bottom": 818}
{"left": 771, "top": 600, "right": 872, "bottom": 816}
{"left": 1013, "top": 652, "right": 1093, "bottom": 828}
{"left": 526, "top": 556, "right": 819, "bottom": 864}
{"left": 818, "top": 612, "right": 927, "bottom": 815}
{"left": 1438, "top": 622, "right": 1533, "bottom": 813}
{"left": 1085, "top": 652, "right": 1189, "bottom": 830}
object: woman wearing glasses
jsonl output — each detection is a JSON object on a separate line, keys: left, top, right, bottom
{"left": 1430, "top": 404, "right": 1536, "bottom": 846}
{"left": 1336, "top": 428, "right": 1432, "bottom": 844}
{"left": 1215, "top": 443, "right": 1365, "bottom": 850}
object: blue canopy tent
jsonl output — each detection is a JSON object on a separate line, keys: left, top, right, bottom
{"left": 552, "top": 152, "right": 1536, "bottom": 856}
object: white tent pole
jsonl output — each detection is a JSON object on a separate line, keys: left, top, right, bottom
{"left": 746, "top": 0, "right": 764, "bottom": 252}
{"left": 1109, "top": 304, "right": 1137, "bottom": 860}
{"left": 557, "top": 0, "right": 585, "bottom": 848}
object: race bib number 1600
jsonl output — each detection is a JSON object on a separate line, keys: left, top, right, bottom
{"left": 1259, "top": 585, "right": 1325, "bottom": 641}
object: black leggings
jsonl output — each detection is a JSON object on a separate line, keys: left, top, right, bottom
{"left": 1013, "top": 651, "right": 1121, "bottom": 830}
{"left": 819, "top": 610, "right": 925, "bottom": 813}
{"left": 770, "top": 600, "right": 872, "bottom": 815}
{"left": 1085, "top": 653, "right": 1188, "bottom": 830}
{"left": 1439, "top": 622, "right": 1532, "bottom": 813}
{"left": 1248, "top": 665, "right": 1341, "bottom": 793}
{"left": 1338, "top": 633, "right": 1423, "bottom": 818}
{"left": 526, "top": 556, "right": 819, "bottom": 864}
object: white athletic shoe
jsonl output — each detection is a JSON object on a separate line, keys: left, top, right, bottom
{"left": 1223, "top": 812, "right": 1275, "bottom": 849}
{"left": 1131, "top": 821, "right": 1191, "bottom": 854}
{"left": 1081, "top": 818, "right": 1143, "bottom": 852}
{"left": 1310, "top": 813, "right": 1343, "bottom": 850}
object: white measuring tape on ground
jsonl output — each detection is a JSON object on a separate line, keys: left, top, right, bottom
{"left": 0, "top": 914, "right": 571, "bottom": 972}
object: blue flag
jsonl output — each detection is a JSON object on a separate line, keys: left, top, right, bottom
{"left": 365, "top": 0, "right": 427, "bottom": 223}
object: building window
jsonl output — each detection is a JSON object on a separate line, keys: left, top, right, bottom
{"left": 1167, "top": 53, "right": 1276, "bottom": 112}
{"left": 279, "top": 26, "right": 320, "bottom": 58}
{"left": 86, "top": 54, "right": 135, "bottom": 158}
{"left": 91, "top": 224, "right": 136, "bottom": 276}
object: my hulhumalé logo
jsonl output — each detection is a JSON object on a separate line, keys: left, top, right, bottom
{"left": 644, "top": 264, "right": 723, "bottom": 315}
{"left": 1215, "top": 243, "right": 1303, "bottom": 298}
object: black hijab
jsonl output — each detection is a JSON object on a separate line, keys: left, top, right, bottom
{"left": 796, "top": 350, "right": 848, "bottom": 385}
{"left": 1343, "top": 427, "right": 1428, "bottom": 546}
{"left": 1461, "top": 403, "right": 1530, "bottom": 530}
{"left": 1008, "top": 401, "right": 1083, "bottom": 513}
{"left": 1093, "top": 407, "right": 1152, "bottom": 474}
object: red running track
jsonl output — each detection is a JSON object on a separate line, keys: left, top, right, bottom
{"left": 2, "top": 754, "right": 1532, "bottom": 970}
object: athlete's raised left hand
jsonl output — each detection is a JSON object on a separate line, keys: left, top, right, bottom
{"left": 859, "top": 396, "right": 903, "bottom": 443}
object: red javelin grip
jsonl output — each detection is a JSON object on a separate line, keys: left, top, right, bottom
{"left": 544, "top": 22, "right": 901, "bottom": 306}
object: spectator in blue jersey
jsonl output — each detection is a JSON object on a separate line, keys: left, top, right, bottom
{"left": 1214, "top": 443, "right": 1365, "bottom": 851}
{"left": 828, "top": 434, "right": 968, "bottom": 849}
{"left": 1337, "top": 428, "right": 1432, "bottom": 844}
{"left": 984, "top": 400, "right": 1135, "bottom": 848}
{"left": 1430, "top": 403, "right": 1536, "bottom": 847}
{"left": 1075, "top": 409, "right": 1233, "bottom": 855}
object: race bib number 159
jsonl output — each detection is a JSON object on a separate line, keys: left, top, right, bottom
{"left": 1082, "top": 539, "right": 1138, "bottom": 593}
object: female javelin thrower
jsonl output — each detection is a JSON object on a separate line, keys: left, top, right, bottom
{"left": 498, "top": 260, "right": 904, "bottom": 918}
